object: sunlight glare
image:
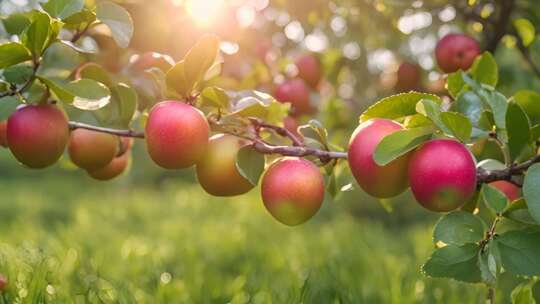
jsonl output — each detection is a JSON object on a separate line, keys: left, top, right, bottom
{"left": 184, "top": 0, "right": 225, "bottom": 26}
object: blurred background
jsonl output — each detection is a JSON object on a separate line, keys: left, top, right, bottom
{"left": 1, "top": 0, "right": 540, "bottom": 302}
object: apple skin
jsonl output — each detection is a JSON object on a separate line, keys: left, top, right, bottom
{"left": 408, "top": 139, "right": 477, "bottom": 212}
{"left": 261, "top": 157, "right": 324, "bottom": 226}
{"left": 274, "top": 79, "right": 313, "bottom": 116}
{"left": 119, "top": 137, "right": 134, "bottom": 156}
{"left": 348, "top": 119, "right": 411, "bottom": 198}
{"left": 87, "top": 152, "right": 130, "bottom": 181}
{"left": 489, "top": 180, "right": 521, "bottom": 202}
{"left": 196, "top": 134, "right": 254, "bottom": 197}
{"left": 68, "top": 129, "right": 119, "bottom": 170}
{"left": 395, "top": 62, "right": 421, "bottom": 92}
{"left": 0, "top": 121, "right": 7, "bottom": 147}
{"left": 145, "top": 101, "right": 209, "bottom": 169}
{"left": 7, "top": 104, "right": 69, "bottom": 169}
{"left": 435, "top": 34, "right": 481, "bottom": 73}
{"left": 295, "top": 54, "right": 322, "bottom": 88}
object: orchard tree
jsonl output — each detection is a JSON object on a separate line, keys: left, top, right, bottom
{"left": 1, "top": 0, "right": 540, "bottom": 302}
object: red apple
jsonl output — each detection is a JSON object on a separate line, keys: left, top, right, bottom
{"left": 348, "top": 119, "right": 412, "bottom": 198}
{"left": 435, "top": 34, "right": 481, "bottom": 73}
{"left": 261, "top": 157, "right": 324, "bottom": 226}
{"left": 145, "top": 101, "right": 209, "bottom": 169}
{"left": 274, "top": 79, "right": 313, "bottom": 116}
{"left": 295, "top": 54, "right": 322, "bottom": 88}
{"left": 409, "top": 139, "right": 477, "bottom": 212}
{"left": 395, "top": 62, "right": 421, "bottom": 92}
{"left": 7, "top": 104, "right": 69, "bottom": 169}
{"left": 489, "top": 180, "right": 521, "bottom": 202}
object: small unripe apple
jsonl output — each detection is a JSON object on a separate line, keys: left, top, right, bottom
{"left": 261, "top": 157, "right": 324, "bottom": 226}
{"left": 395, "top": 62, "right": 421, "bottom": 92}
{"left": 0, "top": 121, "right": 7, "bottom": 147}
{"left": 409, "top": 139, "right": 477, "bottom": 212}
{"left": 196, "top": 134, "right": 254, "bottom": 196}
{"left": 435, "top": 34, "right": 481, "bottom": 73}
{"left": 295, "top": 54, "right": 321, "bottom": 89}
{"left": 7, "top": 104, "right": 69, "bottom": 169}
{"left": 489, "top": 180, "right": 521, "bottom": 202}
{"left": 146, "top": 101, "right": 209, "bottom": 169}
{"left": 348, "top": 119, "right": 411, "bottom": 198}
{"left": 274, "top": 79, "right": 313, "bottom": 116}
{"left": 68, "top": 129, "right": 119, "bottom": 170}
{"left": 87, "top": 152, "right": 130, "bottom": 181}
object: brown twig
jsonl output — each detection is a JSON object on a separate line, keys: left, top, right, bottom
{"left": 250, "top": 118, "right": 303, "bottom": 147}
{"left": 252, "top": 139, "right": 347, "bottom": 162}
{"left": 68, "top": 121, "right": 145, "bottom": 138}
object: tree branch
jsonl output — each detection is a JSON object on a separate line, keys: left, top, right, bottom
{"left": 250, "top": 118, "right": 303, "bottom": 147}
{"left": 477, "top": 154, "right": 540, "bottom": 184}
{"left": 252, "top": 139, "right": 347, "bottom": 162}
{"left": 515, "top": 37, "right": 540, "bottom": 78}
{"left": 484, "top": 0, "right": 515, "bottom": 53}
{"left": 68, "top": 121, "right": 145, "bottom": 138}
{"left": 0, "top": 60, "right": 40, "bottom": 99}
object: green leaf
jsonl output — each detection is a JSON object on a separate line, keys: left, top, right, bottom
{"left": 482, "top": 184, "right": 509, "bottom": 214}
{"left": 514, "top": 90, "right": 540, "bottom": 125}
{"left": 298, "top": 120, "right": 329, "bottom": 148}
{"left": 360, "top": 92, "right": 441, "bottom": 122}
{"left": 497, "top": 229, "right": 540, "bottom": 276}
{"left": 63, "top": 9, "right": 96, "bottom": 29}
{"left": 511, "top": 281, "right": 537, "bottom": 304}
{"left": 166, "top": 60, "right": 191, "bottom": 98}
{"left": 514, "top": 18, "right": 536, "bottom": 47}
{"left": 453, "top": 91, "right": 486, "bottom": 128}
{"left": 503, "top": 199, "right": 537, "bottom": 225}
{"left": 0, "top": 96, "right": 22, "bottom": 120}
{"left": 422, "top": 244, "right": 482, "bottom": 283}
{"left": 470, "top": 52, "right": 498, "bottom": 87}
{"left": 42, "top": 0, "right": 84, "bottom": 20}
{"left": 477, "top": 249, "right": 498, "bottom": 285}
{"left": 478, "top": 90, "right": 508, "bottom": 130}
{"left": 2, "top": 13, "right": 31, "bottom": 35}
{"left": 183, "top": 34, "right": 220, "bottom": 90}
{"left": 22, "top": 11, "right": 52, "bottom": 57}
{"left": 373, "top": 127, "right": 432, "bottom": 166}
{"left": 446, "top": 71, "right": 467, "bottom": 98}
{"left": 235, "top": 146, "right": 265, "bottom": 186}
{"left": 200, "top": 86, "right": 229, "bottom": 109}
{"left": 2, "top": 64, "right": 33, "bottom": 85}
{"left": 0, "top": 43, "right": 32, "bottom": 69}
{"left": 75, "top": 63, "right": 113, "bottom": 87}
{"left": 228, "top": 91, "right": 289, "bottom": 125}
{"left": 416, "top": 99, "right": 450, "bottom": 133}
{"left": 96, "top": 1, "right": 133, "bottom": 48}
{"left": 433, "top": 211, "right": 485, "bottom": 246}
{"left": 38, "top": 77, "right": 111, "bottom": 110}
{"left": 523, "top": 163, "right": 540, "bottom": 224}
{"left": 113, "top": 84, "right": 138, "bottom": 126}
{"left": 440, "top": 112, "right": 472, "bottom": 142}
{"left": 506, "top": 102, "right": 534, "bottom": 162}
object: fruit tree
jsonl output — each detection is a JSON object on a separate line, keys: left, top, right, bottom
{"left": 1, "top": 0, "right": 540, "bottom": 302}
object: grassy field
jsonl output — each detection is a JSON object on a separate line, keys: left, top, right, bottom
{"left": 0, "top": 175, "right": 495, "bottom": 304}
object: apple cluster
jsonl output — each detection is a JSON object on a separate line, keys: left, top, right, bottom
{"left": 0, "top": 33, "right": 521, "bottom": 227}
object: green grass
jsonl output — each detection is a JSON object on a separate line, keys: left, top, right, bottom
{"left": 0, "top": 173, "right": 491, "bottom": 304}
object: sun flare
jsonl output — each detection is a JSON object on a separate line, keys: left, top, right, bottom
{"left": 184, "top": 0, "right": 225, "bottom": 26}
